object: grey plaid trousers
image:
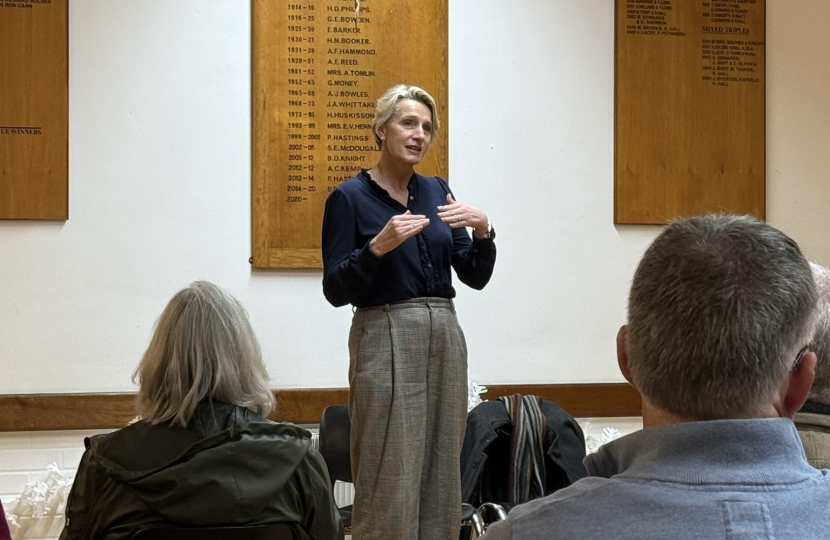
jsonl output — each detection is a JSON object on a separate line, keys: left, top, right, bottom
{"left": 348, "top": 298, "right": 467, "bottom": 540}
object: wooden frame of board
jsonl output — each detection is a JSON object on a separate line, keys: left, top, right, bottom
{"left": 252, "top": 0, "right": 449, "bottom": 268}
{"left": 614, "top": 0, "right": 765, "bottom": 224}
{"left": 0, "top": 0, "right": 69, "bottom": 220}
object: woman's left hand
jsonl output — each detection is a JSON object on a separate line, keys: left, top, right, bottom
{"left": 437, "top": 194, "right": 489, "bottom": 235}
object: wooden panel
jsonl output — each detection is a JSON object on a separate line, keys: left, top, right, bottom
{"left": 273, "top": 387, "right": 349, "bottom": 424}
{"left": 484, "top": 384, "right": 642, "bottom": 418}
{"left": 252, "top": 0, "right": 448, "bottom": 268}
{"left": 0, "top": 0, "right": 68, "bottom": 220}
{"left": 0, "top": 384, "right": 640, "bottom": 432}
{"left": 0, "top": 393, "right": 136, "bottom": 432}
{"left": 614, "top": 0, "right": 765, "bottom": 224}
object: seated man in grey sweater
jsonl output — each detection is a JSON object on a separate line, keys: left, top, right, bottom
{"left": 483, "top": 214, "right": 830, "bottom": 540}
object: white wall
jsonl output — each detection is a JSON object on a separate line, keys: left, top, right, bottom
{"left": 766, "top": 1, "right": 830, "bottom": 257}
{"left": 1, "top": 0, "right": 828, "bottom": 395}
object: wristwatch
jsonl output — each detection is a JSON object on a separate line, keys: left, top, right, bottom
{"left": 473, "top": 222, "right": 495, "bottom": 241}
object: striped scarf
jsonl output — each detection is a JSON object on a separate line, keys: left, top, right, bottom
{"left": 498, "top": 394, "right": 548, "bottom": 504}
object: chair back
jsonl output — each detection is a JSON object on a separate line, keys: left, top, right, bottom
{"left": 318, "top": 404, "right": 352, "bottom": 484}
{"left": 131, "top": 523, "right": 300, "bottom": 540}
{"left": 461, "top": 397, "right": 587, "bottom": 509}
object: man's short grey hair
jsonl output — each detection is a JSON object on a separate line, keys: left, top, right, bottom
{"left": 626, "top": 215, "right": 817, "bottom": 420}
{"left": 133, "top": 281, "right": 275, "bottom": 427}
{"left": 809, "top": 262, "right": 830, "bottom": 402}
{"left": 370, "top": 84, "right": 440, "bottom": 148}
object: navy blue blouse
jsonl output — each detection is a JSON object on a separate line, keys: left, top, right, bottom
{"left": 321, "top": 169, "right": 496, "bottom": 308}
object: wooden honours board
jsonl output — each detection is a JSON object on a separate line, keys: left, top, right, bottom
{"left": 0, "top": 0, "right": 68, "bottom": 220}
{"left": 614, "top": 0, "right": 765, "bottom": 224}
{"left": 252, "top": 0, "right": 449, "bottom": 269}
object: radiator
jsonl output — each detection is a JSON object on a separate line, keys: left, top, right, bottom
{"left": 334, "top": 480, "right": 356, "bottom": 507}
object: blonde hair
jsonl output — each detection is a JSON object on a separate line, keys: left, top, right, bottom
{"left": 371, "top": 84, "right": 440, "bottom": 148}
{"left": 133, "top": 281, "right": 275, "bottom": 427}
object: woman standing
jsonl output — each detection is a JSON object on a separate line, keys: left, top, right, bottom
{"left": 322, "top": 84, "right": 496, "bottom": 540}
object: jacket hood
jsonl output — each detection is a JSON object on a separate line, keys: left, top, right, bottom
{"left": 87, "top": 401, "right": 312, "bottom": 523}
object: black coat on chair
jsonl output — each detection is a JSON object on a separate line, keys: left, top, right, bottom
{"left": 459, "top": 399, "right": 588, "bottom": 508}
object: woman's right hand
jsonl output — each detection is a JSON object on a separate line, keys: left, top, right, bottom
{"left": 369, "top": 211, "right": 430, "bottom": 257}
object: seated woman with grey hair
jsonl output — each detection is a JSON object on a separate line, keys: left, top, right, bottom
{"left": 60, "top": 281, "right": 343, "bottom": 540}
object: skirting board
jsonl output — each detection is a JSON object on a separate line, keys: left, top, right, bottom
{"left": 0, "top": 384, "right": 641, "bottom": 432}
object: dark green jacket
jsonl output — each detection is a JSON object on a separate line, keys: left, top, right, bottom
{"left": 59, "top": 401, "right": 343, "bottom": 540}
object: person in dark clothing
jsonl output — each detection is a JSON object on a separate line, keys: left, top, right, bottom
{"left": 0, "top": 500, "right": 11, "bottom": 540}
{"left": 460, "top": 399, "right": 587, "bottom": 509}
{"left": 321, "top": 84, "right": 496, "bottom": 540}
{"left": 59, "top": 281, "right": 343, "bottom": 540}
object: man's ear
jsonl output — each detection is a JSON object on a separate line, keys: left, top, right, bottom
{"left": 617, "top": 325, "right": 634, "bottom": 385}
{"left": 783, "top": 350, "right": 816, "bottom": 417}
